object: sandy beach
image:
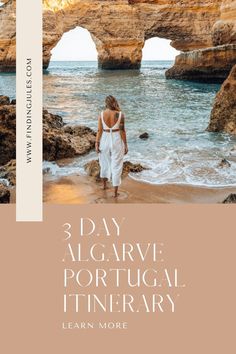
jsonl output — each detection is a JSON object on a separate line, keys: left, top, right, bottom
{"left": 43, "top": 175, "right": 236, "bottom": 204}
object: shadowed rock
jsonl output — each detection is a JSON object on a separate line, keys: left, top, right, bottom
{"left": 0, "top": 183, "right": 10, "bottom": 203}
{"left": 218, "top": 159, "right": 231, "bottom": 168}
{"left": 223, "top": 194, "right": 236, "bottom": 203}
{"left": 0, "top": 102, "right": 16, "bottom": 165}
{"left": 166, "top": 45, "right": 236, "bottom": 83}
{"left": 139, "top": 132, "right": 149, "bottom": 139}
{"left": 0, "top": 95, "right": 10, "bottom": 105}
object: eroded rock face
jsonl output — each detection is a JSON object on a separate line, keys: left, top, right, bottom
{"left": 43, "top": 111, "right": 96, "bottom": 160}
{"left": 166, "top": 44, "right": 236, "bottom": 82}
{"left": 212, "top": 0, "right": 236, "bottom": 46}
{"left": 0, "top": 96, "right": 96, "bottom": 165}
{"left": 0, "top": 0, "right": 16, "bottom": 72}
{"left": 208, "top": 64, "right": 236, "bottom": 134}
{"left": 167, "top": 0, "right": 236, "bottom": 81}
{"left": 0, "top": 0, "right": 224, "bottom": 71}
{"left": 0, "top": 98, "right": 16, "bottom": 165}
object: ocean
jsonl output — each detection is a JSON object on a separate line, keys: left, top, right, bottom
{"left": 1, "top": 60, "right": 236, "bottom": 186}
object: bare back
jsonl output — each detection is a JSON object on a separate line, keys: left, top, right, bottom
{"left": 102, "top": 109, "right": 122, "bottom": 129}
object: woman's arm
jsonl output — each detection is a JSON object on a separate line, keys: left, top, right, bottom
{"left": 120, "top": 114, "right": 128, "bottom": 155}
{"left": 95, "top": 115, "right": 103, "bottom": 153}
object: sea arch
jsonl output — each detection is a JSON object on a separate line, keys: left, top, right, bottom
{"left": 50, "top": 26, "right": 98, "bottom": 62}
{"left": 1, "top": 0, "right": 235, "bottom": 80}
{"left": 41, "top": 0, "right": 220, "bottom": 70}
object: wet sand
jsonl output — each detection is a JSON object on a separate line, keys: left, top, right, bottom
{"left": 43, "top": 175, "right": 236, "bottom": 204}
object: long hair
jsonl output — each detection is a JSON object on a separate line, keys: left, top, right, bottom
{"left": 105, "top": 95, "right": 121, "bottom": 111}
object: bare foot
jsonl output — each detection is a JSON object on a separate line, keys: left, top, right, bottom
{"left": 102, "top": 178, "right": 108, "bottom": 190}
{"left": 113, "top": 193, "right": 120, "bottom": 198}
{"left": 113, "top": 186, "right": 119, "bottom": 198}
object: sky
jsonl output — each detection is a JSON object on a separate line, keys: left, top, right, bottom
{"left": 51, "top": 27, "right": 179, "bottom": 61}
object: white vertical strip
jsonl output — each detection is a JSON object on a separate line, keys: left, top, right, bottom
{"left": 16, "top": 0, "right": 43, "bottom": 221}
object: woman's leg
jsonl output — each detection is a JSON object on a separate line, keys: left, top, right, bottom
{"left": 102, "top": 178, "right": 108, "bottom": 190}
{"left": 114, "top": 186, "right": 119, "bottom": 198}
{"left": 99, "top": 138, "right": 111, "bottom": 189}
{"left": 111, "top": 140, "right": 124, "bottom": 197}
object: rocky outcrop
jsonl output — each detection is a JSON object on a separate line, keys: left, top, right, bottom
{"left": 166, "top": 0, "right": 236, "bottom": 81}
{"left": 0, "top": 95, "right": 96, "bottom": 165}
{"left": 0, "top": 97, "right": 16, "bottom": 165}
{"left": 0, "top": 183, "right": 10, "bottom": 203}
{"left": 0, "top": 159, "right": 16, "bottom": 185}
{"left": 212, "top": 0, "right": 236, "bottom": 46}
{"left": 85, "top": 159, "right": 147, "bottom": 181}
{"left": 2, "top": 0, "right": 235, "bottom": 78}
{"left": 0, "top": 95, "right": 10, "bottom": 105}
{"left": 166, "top": 44, "right": 236, "bottom": 82}
{"left": 0, "top": 0, "right": 224, "bottom": 71}
{"left": 43, "top": 110, "right": 96, "bottom": 161}
{"left": 208, "top": 64, "right": 236, "bottom": 134}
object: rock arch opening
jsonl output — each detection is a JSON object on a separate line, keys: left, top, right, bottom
{"left": 142, "top": 37, "right": 180, "bottom": 63}
{"left": 50, "top": 27, "right": 98, "bottom": 62}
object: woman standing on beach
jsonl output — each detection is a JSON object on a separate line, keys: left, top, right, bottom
{"left": 95, "top": 96, "right": 128, "bottom": 198}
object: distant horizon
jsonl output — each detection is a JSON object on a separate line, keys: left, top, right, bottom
{"left": 50, "top": 59, "right": 175, "bottom": 62}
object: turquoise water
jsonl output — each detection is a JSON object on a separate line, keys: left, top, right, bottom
{"left": 1, "top": 60, "right": 236, "bottom": 186}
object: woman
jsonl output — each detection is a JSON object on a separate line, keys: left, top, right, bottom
{"left": 95, "top": 95, "right": 128, "bottom": 198}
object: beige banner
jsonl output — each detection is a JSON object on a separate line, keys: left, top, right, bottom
{"left": 16, "top": 0, "right": 42, "bottom": 221}
{"left": 1, "top": 204, "right": 235, "bottom": 353}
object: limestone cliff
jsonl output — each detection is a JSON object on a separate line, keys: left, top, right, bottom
{"left": 212, "top": 0, "right": 236, "bottom": 46}
{"left": 0, "top": 0, "right": 224, "bottom": 71}
{"left": 0, "top": 0, "right": 236, "bottom": 84}
{"left": 166, "top": 44, "right": 236, "bottom": 82}
{"left": 208, "top": 64, "right": 236, "bottom": 134}
{"left": 167, "top": 0, "right": 236, "bottom": 81}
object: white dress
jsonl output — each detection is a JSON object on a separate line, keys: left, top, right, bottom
{"left": 99, "top": 111, "right": 125, "bottom": 187}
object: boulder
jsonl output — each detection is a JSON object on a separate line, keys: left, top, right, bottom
{"left": 43, "top": 124, "right": 96, "bottom": 161}
{"left": 122, "top": 161, "right": 147, "bottom": 176}
{"left": 218, "top": 159, "right": 231, "bottom": 168}
{"left": 139, "top": 132, "right": 149, "bottom": 139}
{"left": 0, "top": 95, "right": 10, "bottom": 105}
{"left": 84, "top": 159, "right": 101, "bottom": 181}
